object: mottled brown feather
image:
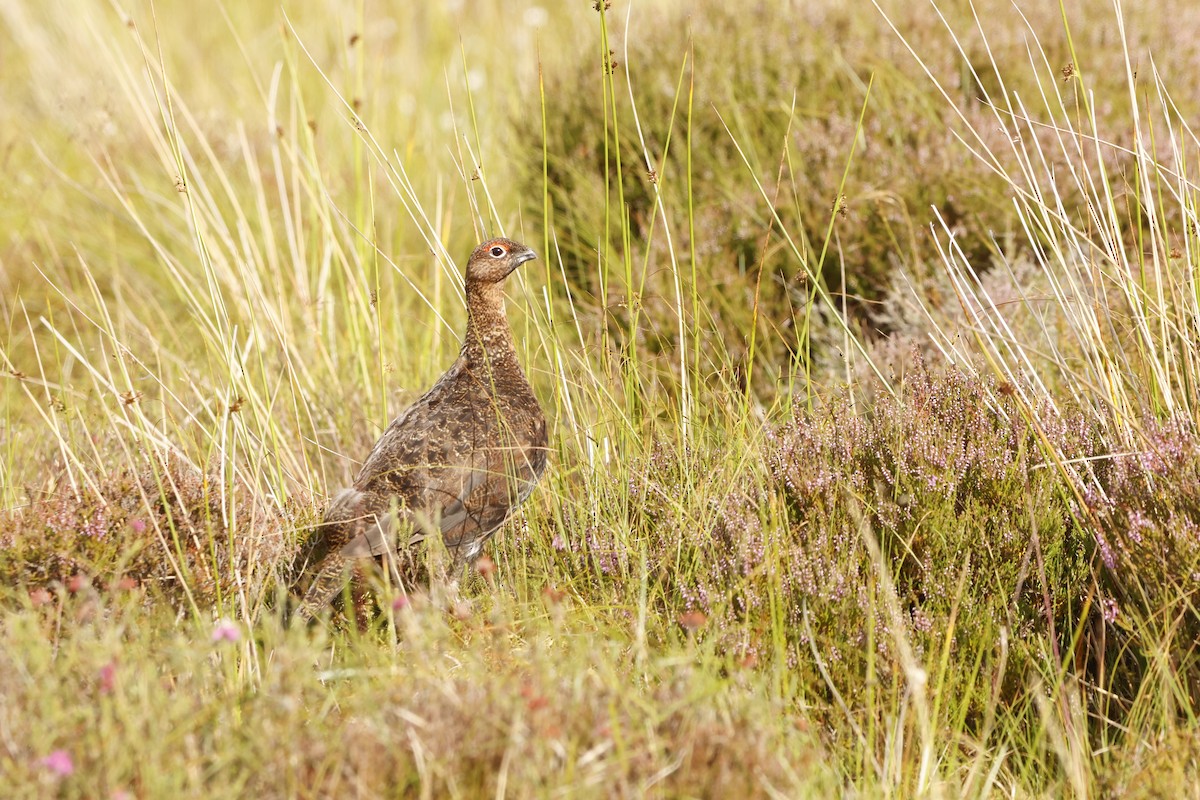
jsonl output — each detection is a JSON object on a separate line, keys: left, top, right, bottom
{"left": 292, "top": 237, "right": 548, "bottom": 622}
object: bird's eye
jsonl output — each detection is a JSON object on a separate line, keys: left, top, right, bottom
{"left": 489, "top": 246, "right": 506, "bottom": 258}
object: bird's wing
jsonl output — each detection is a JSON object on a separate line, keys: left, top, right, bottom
{"left": 337, "top": 467, "right": 488, "bottom": 558}
{"left": 338, "top": 513, "right": 428, "bottom": 558}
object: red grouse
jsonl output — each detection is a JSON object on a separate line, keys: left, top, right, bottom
{"left": 293, "top": 237, "right": 548, "bottom": 622}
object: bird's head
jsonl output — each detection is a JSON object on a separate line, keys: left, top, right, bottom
{"left": 465, "top": 237, "right": 537, "bottom": 285}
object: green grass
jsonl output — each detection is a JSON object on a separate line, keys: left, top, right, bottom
{"left": 4, "top": 0, "right": 1200, "bottom": 796}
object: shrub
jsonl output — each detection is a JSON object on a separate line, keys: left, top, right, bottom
{"left": 518, "top": 0, "right": 1165, "bottom": 388}
{"left": 1, "top": 452, "right": 288, "bottom": 611}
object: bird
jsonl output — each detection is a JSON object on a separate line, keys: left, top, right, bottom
{"left": 292, "top": 237, "right": 548, "bottom": 623}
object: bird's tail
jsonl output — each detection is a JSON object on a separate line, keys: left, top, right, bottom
{"left": 292, "top": 553, "right": 353, "bottom": 623}
{"left": 288, "top": 488, "right": 366, "bottom": 624}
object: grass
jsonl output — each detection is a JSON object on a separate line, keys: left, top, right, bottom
{"left": 4, "top": 0, "right": 1200, "bottom": 796}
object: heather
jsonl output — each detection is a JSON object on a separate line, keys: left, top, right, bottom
{"left": 5, "top": 0, "right": 1200, "bottom": 797}
{"left": 527, "top": 0, "right": 1200, "bottom": 390}
{"left": 3, "top": 453, "right": 289, "bottom": 611}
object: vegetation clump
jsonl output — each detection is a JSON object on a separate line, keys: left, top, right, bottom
{"left": 2, "top": 453, "right": 286, "bottom": 610}
{"left": 525, "top": 0, "right": 1179, "bottom": 382}
{"left": 4, "top": 0, "right": 1200, "bottom": 794}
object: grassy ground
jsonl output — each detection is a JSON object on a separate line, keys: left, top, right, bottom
{"left": 4, "top": 0, "right": 1200, "bottom": 796}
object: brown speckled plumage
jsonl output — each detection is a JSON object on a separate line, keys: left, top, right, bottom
{"left": 293, "top": 237, "right": 547, "bottom": 622}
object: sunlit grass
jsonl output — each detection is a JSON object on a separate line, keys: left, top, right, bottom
{"left": 4, "top": 0, "right": 1200, "bottom": 796}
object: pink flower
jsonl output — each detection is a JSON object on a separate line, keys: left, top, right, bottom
{"left": 391, "top": 595, "right": 410, "bottom": 612}
{"left": 40, "top": 749, "right": 74, "bottom": 776}
{"left": 98, "top": 661, "right": 118, "bottom": 694}
{"left": 211, "top": 619, "right": 241, "bottom": 643}
{"left": 1102, "top": 596, "right": 1120, "bottom": 624}
{"left": 129, "top": 519, "right": 146, "bottom": 534}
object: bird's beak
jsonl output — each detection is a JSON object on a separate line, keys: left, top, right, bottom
{"left": 513, "top": 249, "right": 537, "bottom": 267}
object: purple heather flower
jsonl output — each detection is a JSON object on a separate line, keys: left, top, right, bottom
{"left": 1126, "top": 510, "right": 1151, "bottom": 544}
{"left": 81, "top": 513, "right": 106, "bottom": 539}
{"left": 911, "top": 607, "right": 933, "bottom": 633}
{"left": 1096, "top": 533, "right": 1117, "bottom": 572}
{"left": 1102, "top": 596, "right": 1119, "bottom": 624}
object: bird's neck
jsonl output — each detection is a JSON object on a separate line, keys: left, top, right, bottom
{"left": 462, "top": 281, "right": 518, "bottom": 369}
